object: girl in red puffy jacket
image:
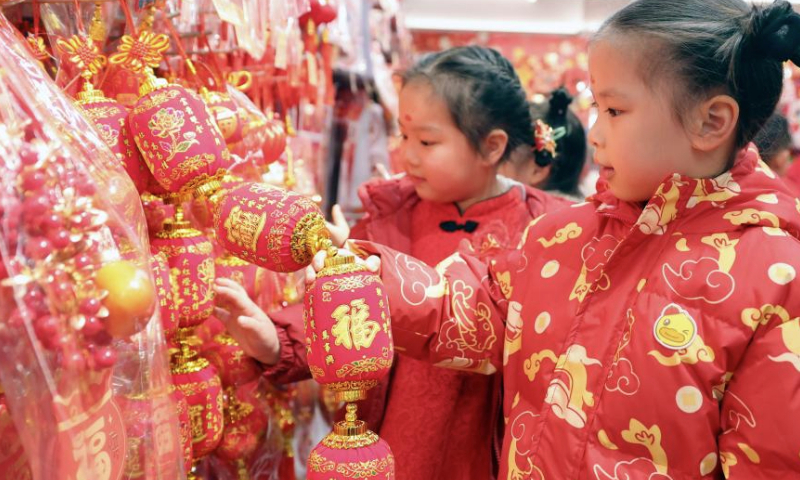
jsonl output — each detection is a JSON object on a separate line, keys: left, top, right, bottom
{"left": 215, "top": 46, "right": 570, "bottom": 480}
{"left": 316, "top": 1, "right": 800, "bottom": 478}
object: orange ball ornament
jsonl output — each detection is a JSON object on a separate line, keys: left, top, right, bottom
{"left": 95, "top": 260, "right": 156, "bottom": 338}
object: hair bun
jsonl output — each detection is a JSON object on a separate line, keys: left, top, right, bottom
{"left": 751, "top": 0, "right": 800, "bottom": 64}
{"left": 548, "top": 87, "right": 573, "bottom": 122}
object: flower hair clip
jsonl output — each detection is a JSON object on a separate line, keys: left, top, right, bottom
{"left": 534, "top": 119, "right": 566, "bottom": 158}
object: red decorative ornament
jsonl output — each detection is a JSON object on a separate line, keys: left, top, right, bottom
{"left": 215, "top": 250, "right": 260, "bottom": 300}
{"left": 307, "top": 404, "right": 395, "bottom": 480}
{"left": 215, "top": 381, "right": 268, "bottom": 463}
{"left": 171, "top": 385, "right": 195, "bottom": 476}
{"left": 170, "top": 347, "right": 225, "bottom": 461}
{"left": 304, "top": 257, "right": 393, "bottom": 401}
{"left": 201, "top": 89, "right": 249, "bottom": 151}
{"left": 213, "top": 182, "right": 328, "bottom": 273}
{"left": 205, "top": 333, "right": 262, "bottom": 387}
{"left": 149, "top": 208, "right": 216, "bottom": 331}
{"left": 78, "top": 94, "right": 151, "bottom": 193}
{"left": 128, "top": 84, "right": 232, "bottom": 195}
{"left": 300, "top": 0, "right": 339, "bottom": 26}
{"left": 150, "top": 250, "right": 180, "bottom": 338}
{"left": 0, "top": 392, "right": 31, "bottom": 480}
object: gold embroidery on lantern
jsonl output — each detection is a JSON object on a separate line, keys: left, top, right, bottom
{"left": 307, "top": 451, "right": 395, "bottom": 476}
{"left": 124, "top": 437, "right": 144, "bottom": 477}
{"left": 335, "top": 357, "right": 393, "bottom": 378}
{"left": 132, "top": 89, "right": 181, "bottom": 115}
{"left": 331, "top": 299, "right": 381, "bottom": 351}
{"left": 81, "top": 105, "right": 121, "bottom": 120}
{"left": 188, "top": 404, "right": 208, "bottom": 442}
{"left": 223, "top": 206, "right": 267, "bottom": 253}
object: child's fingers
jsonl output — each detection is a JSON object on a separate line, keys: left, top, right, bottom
{"left": 214, "top": 306, "right": 233, "bottom": 323}
{"left": 215, "top": 277, "right": 245, "bottom": 294}
{"left": 331, "top": 204, "right": 347, "bottom": 229}
{"left": 305, "top": 265, "right": 317, "bottom": 284}
{"left": 312, "top": 250, "right": 328, "bottom": 271}
{"left": 365, "top": 255, "right": 381, "bottom": 273}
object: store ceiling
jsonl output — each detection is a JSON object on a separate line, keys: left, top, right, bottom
{"left": 402, "top": 0, "right": 800, "bottom": 34}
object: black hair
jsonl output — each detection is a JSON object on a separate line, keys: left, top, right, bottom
{"left": 402, "top": 46, "right": 533, "bottom": 162}
{"left": 598, "top": 0, "right": 800, "bottom": 149}
{"left": 754, "top": 112, "right": 793, "bottom": 164}
{"left": 531, "top": 88, "right": 587, "bottom": 196}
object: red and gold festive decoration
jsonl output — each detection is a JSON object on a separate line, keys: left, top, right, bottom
{"left": 213, "top": 182, "right": 329, "bottom": 272}
{"left": 304, "top": 256, "right": 393, "bottom": 401}
{"left": 129, "top": 84, "right": 232, "bottom": 195}
{"left": 202, "top": 89, "right": 249, "bottom": 151}
{"left": 170, "top": 337, "right": 225, "bottom": 464}
{"left": 149, "top": 206, "right": 216, "bottom": 331}
{"left": 215, "top": 381, "right": 269, "bottom": 463}
{"left": 307, "top": 405, "right": 395, "bottom": 480}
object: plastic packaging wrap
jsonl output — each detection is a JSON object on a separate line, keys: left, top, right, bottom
{"left": 0, "top": 13, "right": 184, "bottom": 480}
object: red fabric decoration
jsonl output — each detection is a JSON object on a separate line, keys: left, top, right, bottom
{"left": 215, "top": 381, "right": 268, "bottom": 462}
{"left": 128, "top": 85, "right": 232, "bottom": 195}
{"left": 307, "top": 432, "right": 395, "bottom": 480}
{"left": 304, "top": 258, "right": 393, "bottom": 401}
{"left": 150, "top": 223, "right": 216, "bottom": 330}
{"left": 79, "top": 98, "right": 150, "bottom": 193}
{"left": 213, "top": 182, "right": 328, "bottom": 273}
{"left": 171, "top": 357, "right": 224, "bottom": 460}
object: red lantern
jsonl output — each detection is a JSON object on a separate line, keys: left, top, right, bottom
{"left": 307, "top": 404, "right": 395, "bottom": 480}
{"left": 128, "top": 84, "right": 232, "bottom": 195}
{"left": 213, "top": 182, "right": 328, "bottom": 273}
{"left": 201, "top": 89, "right": 249, "bottom": 151}
{"left": 215, "top": 381, "right": 269, "bottom": 463}
{"left": 171, "top": 346, "right": 225, "bottom": 462}
{"left": 78, "top": 92, "right": 151, "bottom": 194}
{"left": 149, "top": 208, "right": 216, "bottom": 331}
{"left": 109, "top": 32, "right": 233, "bottom": 197}
{"left": 304, "top": 256, "right": 393, "bottom": 401}
{"left": 171, "top": 386, "right": 195, "bottom": 476}
{"left": 116, "top": 390, "right": 188, "bottom": 480}
{"left": 150, "top": 250, "right": 180, "bottom": 338}
{"left": 205, "top": 333, "right": 262, "bottom": 387}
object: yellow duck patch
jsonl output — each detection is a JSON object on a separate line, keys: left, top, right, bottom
{"left": 653, "top": 304, "right": 697, "bottom": 350}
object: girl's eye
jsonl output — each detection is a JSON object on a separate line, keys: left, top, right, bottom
{"left": 399, "top": 133, "right": 408, "bottom": 141}
{"left": 420, "top": 140, "right": 435, "bottom": 147}
{"left": 606, "top": 108, "right": 621, "bottom": 118}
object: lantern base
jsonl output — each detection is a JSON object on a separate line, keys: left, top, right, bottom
{"left": 325, "top": 381, "right": 378, "bottom": 403}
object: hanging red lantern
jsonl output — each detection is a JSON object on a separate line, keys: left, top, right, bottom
{"left": 150, "top": 250, "right": 180, "bottom": 339}
{"left": 170, "top": 384, "right": 195, "bottom": 476}
{"left": 0, "top": 390, "right": 31, "bottom": 480}
{"left": 205, "top": 333, "right": 262, "bottom": 387}
{"left": 110, "top": 32, "right": 233, "bottom": 197}
{"left": 149, "top": 207, "right": 216, "bottom": 331}
{"left": 304, "top": 256, "right": 393, "bottom": 402}
{"left": 307, "top": 404, "right": 395, "bottom": 480}
{"left": 215, "top": 381, "right": 269, "bottom": 463}
{"left": 201, "top": 89, "right": 249, "bottom": 151}
{"left": 213, "top": 182, "right": 328, "bottom": 273}
{"left": 170, "top": 342, "right": 225, "bottom": 463}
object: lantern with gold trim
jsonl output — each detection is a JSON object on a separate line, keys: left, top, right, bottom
{"left": 110, "top": 31, "right": 233, "bottom": 198}
{"left": 149, "top": 202, "right": 224, "bottom": 473}
{"left": 214, "top": 381, "right": 268, "bottom": 465}
{"left": 170, "top": 337, "right": 224, "bottom": 478}
{"left": 307, "top": 403, "right": 395, "bottom": 480}
{"left": 55, "top": 34, "right": 151, "bottom": 194}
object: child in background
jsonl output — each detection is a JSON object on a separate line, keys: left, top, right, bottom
{"left": 501, "top": 87, "right": 588, "bottom": 202}
{"left": 754, "top": 112, "right": 793, "bottom": 176}
{"left": 216, "top": 46, "right": 568, "bottom": 480}
{"left": 323, "top": 0, "right": 800, "bottom": 478}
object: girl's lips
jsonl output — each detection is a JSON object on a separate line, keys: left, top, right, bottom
{"left": 407, "top": 174, "right": 425, "bottom": 185}
{"left": 599, "top": 166, "right": 614, "bottom": 179}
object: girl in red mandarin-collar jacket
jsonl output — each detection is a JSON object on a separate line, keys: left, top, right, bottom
{"left": 324, "top": 1, "right": 800, "bottom": 478}
{"left": 216, "top": 46, "right": 570, "bottom": 480}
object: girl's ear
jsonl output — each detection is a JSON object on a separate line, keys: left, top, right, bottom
{"left": 687, "top": 94, "right": 739, "bottom": 152}
{"left": 482, "top": 129, "right": 510, "bottom": 166}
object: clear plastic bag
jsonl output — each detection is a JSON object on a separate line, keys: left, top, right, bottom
{"left": 0, "top": 13, "right": 184, "bottom": 480}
